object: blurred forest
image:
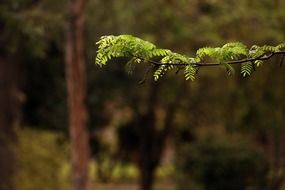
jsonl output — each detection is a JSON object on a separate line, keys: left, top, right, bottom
{"left": 0, "top": 0, "right": 285, "bottom": 190}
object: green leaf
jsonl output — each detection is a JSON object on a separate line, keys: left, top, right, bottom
{"left": 224, "top": 63, "right": 235, "bottom": 76}
{"left": 254, "top": 60, "right": 263, "bottom": 67}
{"left": 154, "top": 65, "right": 166, "bottom": 81}
{"left": 241, "top": 62, "right": 253, "bottom": 77}
{"left": 184, "top": 65, "right": 196, "bottom": 81}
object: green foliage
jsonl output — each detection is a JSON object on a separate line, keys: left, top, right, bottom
{"left": 96, "top": 35, "right": 170, "bottom": 67}
{"left": 96, "top": 35, "right": 284, "bottom": 81}
{"left": 153, "top": 65, "right": 167, "bottom": 81}
{"left": 184, "top": 65, "right": 197, "bottom": 81}
{"left": 0, "top": 0, "right": 65, "bottom": 57}
{"left": 176, "top": 137, "right": 268, "bottom": 190}
{"left": 196, "top": 42, "right": 248, "bottom": 62}
{"left": 241, "top": 62, "right": 254, "bottom": 77}
{"left": 276, "top": 43, "right": 285, "bottom": 50}
{"left": 18, "top": 128, "right": 69, "bottom": 190}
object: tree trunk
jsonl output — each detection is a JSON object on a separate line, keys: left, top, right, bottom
{"left": 65, "top": 0, "right": 90, "bottom": 190}
{"left": 138, "top": 79, "right": 159, "bottom": 190}
{"left": 138, "top": 79, "right": 180, "bottom": 190}
{"left": 0, "top": 55, "right": 22, "bottom": 190}
{"left": 140, "top": 165, "right": 155, "bottom": 190}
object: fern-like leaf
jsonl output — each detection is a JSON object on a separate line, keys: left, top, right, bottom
{"left": 254, "top": 60, "right": 263, "bottom": 67}
{"left": 184, "top": 65, "right": 197, "bottom": 81}
{"left": 276, "top": 43, "right": 285, "bottom": 51}
{"left": 241, "top": 62, "right": 253, "bottom": 77}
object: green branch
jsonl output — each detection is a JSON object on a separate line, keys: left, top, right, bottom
{"left": 132, "top": 51, "right": 285, "bottom": 67}
{"left": 95, "top": 35, "right": 285, "bottom": 81}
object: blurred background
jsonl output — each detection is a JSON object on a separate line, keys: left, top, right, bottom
{"left": 1, "top": 0, "right": 285, "bottom": 190}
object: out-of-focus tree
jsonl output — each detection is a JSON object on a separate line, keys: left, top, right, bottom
{"left": 0, "top": 1, "right": 64, "bottom": 189}
{"left": 65, "top": 0, "right": 90, "bottom": 190}
{"left": 0, "top": 28, "right": 21, "bottom": 190}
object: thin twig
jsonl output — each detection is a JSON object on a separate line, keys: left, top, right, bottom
{"left": 175, "top": 67, "right": 183, "bottom": 74}
{"left": 139, "top": 65, "right": 153, "bottom": 84}
{"left": 131, "top": 51, "right": 285, "bottom": 68}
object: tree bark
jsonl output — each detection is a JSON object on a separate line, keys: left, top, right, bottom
{"left": 140, "top": 165, "right": 155, "bottom": 190}
{"left": 138, "top": 80, "right": 159, "bottom": 190}
{"left": 0, "top": 55, "right": 22, "bottom": 190}
{"left": 138, "top": 79, "right": 179, "bottom": 190}
{"left": 65, "top": 0, "right": 90, "bottom": 190}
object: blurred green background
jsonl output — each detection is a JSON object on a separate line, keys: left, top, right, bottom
{"left": 1, "top": 0, "right": 285, "bottom": 190}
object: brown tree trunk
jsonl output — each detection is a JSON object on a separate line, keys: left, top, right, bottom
{"left": 140, "top": 165, "right": 155, "bottom": 190}
{"left": 0, "top": 55, "right": 22, "bottom": 190}
{"left": 138, "top": 79, "right": 180, "bottom": 190}
{"left": 65, "top": 0, "right": 90, "bottom": 190}
{"left": 139, "top": 80, "right": 159, "bottom": 190}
